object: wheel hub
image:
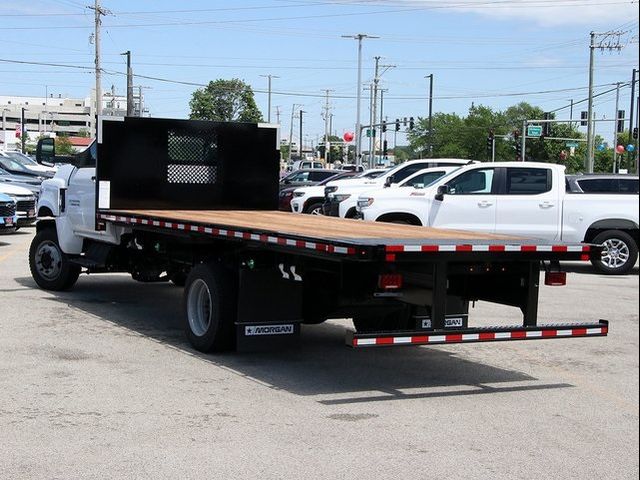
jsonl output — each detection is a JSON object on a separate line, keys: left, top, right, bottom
{"left": 36, "top": 241, "right": 62, "bottom": 280}
{"left": 601, "top": 238, "right": 629, "bottom": 269}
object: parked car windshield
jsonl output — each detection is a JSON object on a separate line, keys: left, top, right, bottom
{"left": 4, "top": 151, "right": 39, "bottom": 166}
{"left": 0, "top": 157, "right": 33, "bottom": 175}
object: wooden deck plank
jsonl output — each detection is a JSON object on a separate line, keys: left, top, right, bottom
{"left": 111, "top": 209, "right": 518, "bottom": 242}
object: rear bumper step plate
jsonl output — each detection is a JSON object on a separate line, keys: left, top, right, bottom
{"left": 346, "top": 320, "right": 608, "bottom": 348}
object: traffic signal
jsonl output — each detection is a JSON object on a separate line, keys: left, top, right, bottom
{"left": 395, "top": 118, "right": 400, "bottom": 131}
{"left": 543, "top": 112, "right": 551, "bottom": 137}
{"left": 486, "top": 130, "right": 494, "bottom": 159}
{"left": 515, "top": 142, "right": 522, "bottom": 160}
{"left": 383, "top": 139, "right": 388, "bottom": 156}
{"left": 409, "top": 117, "right": 414, "bottom": 130}
{"left": 513, "top": 129, "right": 520, "bottom": 140}
{"left": 580, "top": 111, "right": 588, "bottom": 126}
{"left": 617, "top": 110, "right": 625, "bottom": 133}
{"left": 381, "top": 120, "right": 387, "bottom": 132}
{"left": 633, "top": 127, "right": 638, "bottom": 140}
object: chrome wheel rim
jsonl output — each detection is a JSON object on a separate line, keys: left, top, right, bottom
{"left": 600, "top": 238, "right": 630, "bottom": 269}
{"left": 187, "top": 279, "right": 212, "bottom": 337}
{"left": 35, "top": 240, "right": 62, "bottom": 281}
{"left": 309, "top": 206, "right": 323, "bottom": 215}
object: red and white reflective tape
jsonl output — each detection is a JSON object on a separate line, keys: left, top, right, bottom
{"left": 351, "top": 324, "right": 607, "bottom": 347}
{"left": 98, "top": 213, "right": 358, "bottom": 255}
{"left": 385, "top": 244, "right": 590, "bottom": 254}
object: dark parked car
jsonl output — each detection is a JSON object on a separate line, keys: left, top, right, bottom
{"left": 278, "top": 170, "right": 356, "bottom": 211}
{"left": 566, "top": 174, "right": 639, "bottom": 194}
{"left": 280, "top": 168, "right": 337, "bottom": 188}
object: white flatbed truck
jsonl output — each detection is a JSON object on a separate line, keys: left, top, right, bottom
{"left": 29, "top": 117, "right": 608, "bottom": 352}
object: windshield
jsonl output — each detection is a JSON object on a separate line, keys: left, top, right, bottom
{"left": 0, "top": 156, "right": 32, "bottom": 174}
{"left": 5, "top": 151, "right": 39, "bottom": 166}
{"left": 318, "top": 171, "right": 355, "bottom": 185}
{"left": 358, "top": 169, "right": 389, "bottom": 179}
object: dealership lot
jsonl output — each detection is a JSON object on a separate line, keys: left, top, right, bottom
{"left": 1, "top": 229, "right": 638, "bottom": 480}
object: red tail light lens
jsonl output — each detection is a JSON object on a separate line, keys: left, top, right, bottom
{"left": 378, "top": 274, "right": 403, "bottom": 290}
{"left": 544, "top": 271, "right": 566, "bottom": 286}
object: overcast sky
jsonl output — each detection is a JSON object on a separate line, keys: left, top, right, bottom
{"left": 1, "top": 0, "right": 638, "bottom": 147}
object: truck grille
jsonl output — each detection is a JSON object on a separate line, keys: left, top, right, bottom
{"left": 16, "top": 199, "right": 36, "bottom": 213}
{"left": 0, "top": 202, "right": 16, "bottom": 217}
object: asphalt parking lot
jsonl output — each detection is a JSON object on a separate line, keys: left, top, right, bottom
{"left": 1, "top": 228, "right": 638, "bottom": 480}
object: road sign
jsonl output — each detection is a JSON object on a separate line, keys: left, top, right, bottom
{"left": 565, "top": 141, "right": 579, "bottom": 148}
{"left": 526, "top": 125, "right": 543, "bottom": 137}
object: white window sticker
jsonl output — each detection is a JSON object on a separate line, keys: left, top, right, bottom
{"left": 98, "top": 181, "right": 111, "bottom": 209}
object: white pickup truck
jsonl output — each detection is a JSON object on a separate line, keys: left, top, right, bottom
{"left": 357, "top": 162, "right": 639, "bottom": 274}
{"left": 323, "top": 158, "right": 475, "bottom": 218}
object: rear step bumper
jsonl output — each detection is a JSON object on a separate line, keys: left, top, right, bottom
{"left": 346, "top": 320, "right": 608, "bottom": 348}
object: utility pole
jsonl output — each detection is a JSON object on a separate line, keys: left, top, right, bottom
{"left": 275, "top": 106, "right": 281, "bottom": 124}
{"left": 121, "top": 50, "right": 134, "bottom": 116}
{"left": 21, "top": 107, "right": 26, "bottom": 154}
{"left": 367, "top": 83, "right": 374, "bottom": 165}
{"left": 260, "top": 74, "right": 279, "bottom": 123}
{"left": 425, "top": 74, "right": 434, "bottom": 157}
{"left": 586, "top": 30, "right": 625, "bottom": 173}
{"left": 88, "top": 0, "right": 110, "bottom": 137}
{"left": 613, "top": 82, "right": 621, "bottom": 173}
{"left": 341, "top": 33, "right": 379, "bottom": 166}
{"left": 299, "top": 109, "right": 305, "bottom": 159}
{"left": 288, "top": 104, "right": 299, "bottom": 161}
{"left": 322, "top": 89, "right": 333, "bottom": 163}
{"left": 627, "top": 68, "right": 638, "bottom": 171}
{"left": 569, "top": 99, "right": 574, "bottom": 128}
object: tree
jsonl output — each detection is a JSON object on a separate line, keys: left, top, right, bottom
{"left": 55, "top": 136, "right": 75, "bottom": 155}
{"left": 189, "top": 78, "right": 263, "bottom": 122}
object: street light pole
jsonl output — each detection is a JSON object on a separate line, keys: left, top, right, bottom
{"left": 21, "top": 107, "right": 26, "bottom": 153}
{"left": 342, "top": 33, "right": 379, "bottom": 166}
{"left": 121, "top": 50, "right": 134, "bottom": 116}
{"left": 299, "top": 109, "right": 305, "bottom": 159}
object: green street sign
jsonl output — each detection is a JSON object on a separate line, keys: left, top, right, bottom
{"left": 527, "top": 125, "right": 543, "bottom": 137}
{"left": 565, "top": 141, "right": 579, "bottom": 148}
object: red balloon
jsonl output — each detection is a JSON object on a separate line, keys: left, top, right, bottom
{"left": 615, "top": 144, "right": 625, "bottom": 154}
{"left": 343, "top": 132, "right": 354, "bottom": 142}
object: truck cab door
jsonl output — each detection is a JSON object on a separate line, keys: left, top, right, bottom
{"left": 495, "top": 166, "right": 561, "bottom": 241}
{"left": 427, "top": 167, "right": 497, "bottom": 233}
{"left": 67, "top": 167, "right": 96, "bottom": 232}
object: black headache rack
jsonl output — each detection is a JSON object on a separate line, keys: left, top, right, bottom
{"left": 95, "top": 116, "right": 280, "bottom": 213}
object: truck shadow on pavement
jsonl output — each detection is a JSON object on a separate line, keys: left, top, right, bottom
{"left": 16, "top": 274, "right": 572, "bottom": 405}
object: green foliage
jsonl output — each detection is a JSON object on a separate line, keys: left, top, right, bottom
{"left": 407, "top": 102, "right": 602, "bottom": 171}
{"left": 189, "top": 78, "right": 264, "bottom": 122}
{"left": 77, "top": 128, "right": 90, "bottom": 138}
{"left": 55, "top": 136, "right": 75, "bottom": 155}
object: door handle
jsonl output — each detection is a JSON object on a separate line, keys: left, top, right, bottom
{"left": 539, "top": 201, "right": 554, "bottom": 208}
{"left": 477, "top": 201, "right": 493, "bottom": 207}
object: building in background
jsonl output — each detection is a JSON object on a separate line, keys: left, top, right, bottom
{"left": 0, "top": 87, "right": 146, "bottom": 150}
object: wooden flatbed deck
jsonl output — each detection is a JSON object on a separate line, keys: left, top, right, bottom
{"left": 109, "top": 209, "right": 517, "bottom": 243}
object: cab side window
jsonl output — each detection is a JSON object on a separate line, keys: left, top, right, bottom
{"left": 506, "top": 168, "right": 551, "bottom": 194}
{"left": 446, "top": 168, "right": 495, "bottom": 195}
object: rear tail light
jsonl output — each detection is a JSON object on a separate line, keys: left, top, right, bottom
{"left": 378, "top": 273, "right": 403, "bottom": 290}
{"left": 544, "top": 271, "right": 566, "bottom": 286}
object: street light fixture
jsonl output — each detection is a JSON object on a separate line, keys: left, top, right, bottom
{"left": 341, "top": 33, "right": 379, "bottom": 166}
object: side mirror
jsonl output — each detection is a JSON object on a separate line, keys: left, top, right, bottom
{"left": 36, "top": 137, "right": 55, "bottom": 165}
{"left": 384, "top": 175, "right": 394, "bottom": 188}
{"left": 435, "top": 185, "right": 450, "bottom": 201}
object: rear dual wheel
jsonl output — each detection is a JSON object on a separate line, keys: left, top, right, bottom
{"left": 183, "top": 263, "right": 237, "bottom": 352}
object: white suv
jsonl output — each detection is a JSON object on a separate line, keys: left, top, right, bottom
{"left": 323, "top": 158, "right": 475, "bottom": 218}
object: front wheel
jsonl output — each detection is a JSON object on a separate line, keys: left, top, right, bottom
{"left": 29, "top": 228, "right": 81, "bottom": 290}
{"left": 590, "top": 230, "right": 638, "bottom": 275}
{"left": 183, "top": 263, "right": 237, "bottom": 352}
{"left": 304, "top": 202, "right": 324, "bottom": 215}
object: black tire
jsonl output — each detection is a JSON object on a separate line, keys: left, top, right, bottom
{"left": 29, "top": 228, "right": 81, "bottom": 291}
{"left": 590, "top": 230, "right": 638, "bottom": 275}
{"left": 352, "top": 307, "right": 411, "bottom": 333}
{"left": 183, "top": 263, "right": 237, "bottom": 352}
{"left": 304, "top": 202, "right": 324, "bottom": 215}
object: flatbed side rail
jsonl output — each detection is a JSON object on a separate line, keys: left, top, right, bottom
{"left": 346, "top": 320, "right": 609, "bottom": 348}
{"left": 98, "top": 211, "right": 593, "bottom": 262}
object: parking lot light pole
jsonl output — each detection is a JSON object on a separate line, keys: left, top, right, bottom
{"left": 341, "top": 33, "right": 379, "bottom": 166}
